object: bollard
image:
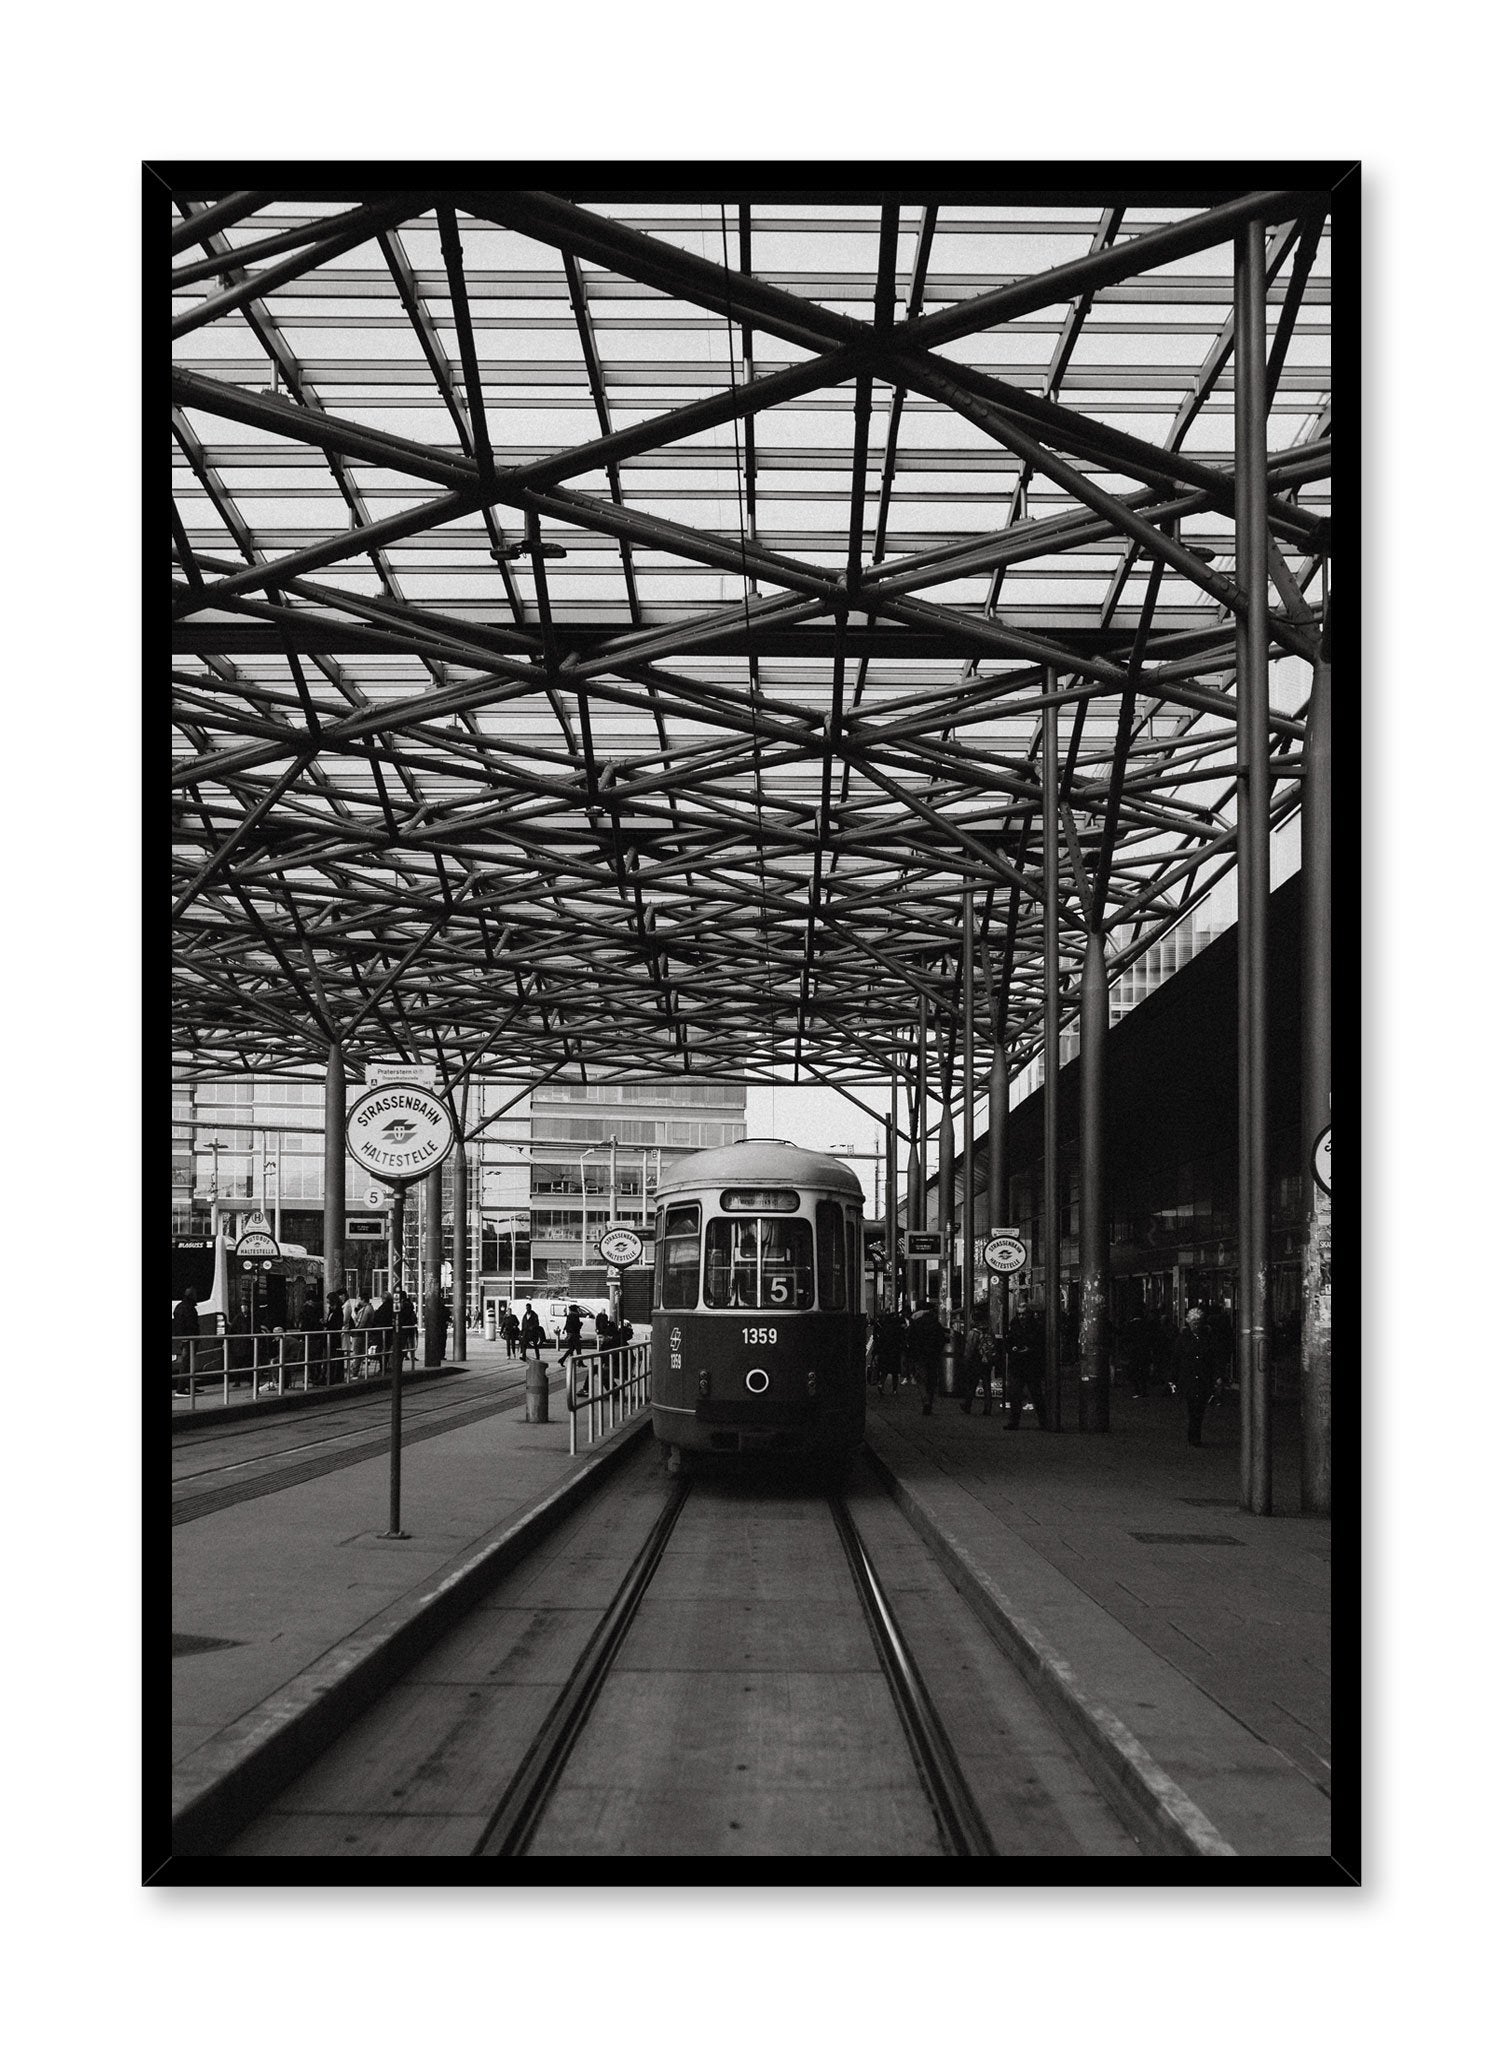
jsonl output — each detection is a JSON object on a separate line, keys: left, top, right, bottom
{"left": 525, "top": 1354, "right": 550, "bottom": 1424}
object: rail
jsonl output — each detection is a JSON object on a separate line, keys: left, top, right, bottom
{"left": 831, "top": 1485, "right": 998, "bottom": 1856}
{"left": 169, "top": 1327, "right": 421, "bottom": 1409}
{"left": 476, "top": 1475, "right": 690, "bottom": 1855}
{"left": 566, "top": 1341, "right": 651, "bottom": 1454}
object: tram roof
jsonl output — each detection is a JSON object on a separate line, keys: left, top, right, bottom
{"left": 656, "top": 1139, "right": 865, "bottom": 1198}
{"left": 168, "top": 175, "right": 1341, "bottom": 1097}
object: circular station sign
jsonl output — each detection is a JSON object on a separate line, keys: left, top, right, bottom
{"left": 345, "top": 1082, "right": 455, "bottom": 1185}
{"left": 237, "top": 1230, "right": 278, "bottom": 1257}
{"left": 1312, "top": 1124, "right": 1331, "bottom": 1197}
{"left": 598, "top": 1225, "right": 645, "bottom": 1268}
{"left": 982, "top": 1233, "right": 1029, "bottom": 1276}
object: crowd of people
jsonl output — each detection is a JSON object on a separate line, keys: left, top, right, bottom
{"left": 171, "top": 1282, "right": 438, "bottom": 1391}
{"left": 864, "top": 1293, "right": 1235, "bottom": 1443}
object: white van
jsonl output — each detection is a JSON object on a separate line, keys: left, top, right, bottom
{"left": 537, "top": 1294, "right": 614, "bottom": 1346}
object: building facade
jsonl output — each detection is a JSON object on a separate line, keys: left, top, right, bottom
{"left": 171, "top": 1072, "right": 745, "bottom": 1314}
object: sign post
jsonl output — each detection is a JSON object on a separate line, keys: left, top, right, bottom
{"left": 345, "top": 1075, "right": 456, "bottom": 1539}
{"left": 981, "top": 1230, "right": 1030, "bottom": 1278}
{"left": 598, "top": 1225, "right": 644, "bottom": 1342}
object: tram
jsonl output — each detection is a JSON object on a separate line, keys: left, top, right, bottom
{"left": 649, "top": 1139, "right": 866, "bottom": 1468}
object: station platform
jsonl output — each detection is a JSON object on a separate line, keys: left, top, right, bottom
{"left": 168, "top": 1359, "right": 1331, "bottom": 1863}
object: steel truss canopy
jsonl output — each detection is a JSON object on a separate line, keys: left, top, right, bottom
{"left": 168, "top": 177, "right": 1336, "bottom": 1097}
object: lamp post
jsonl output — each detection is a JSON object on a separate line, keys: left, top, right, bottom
{"left": 580, "top": 1143, "right": 607, "bottom": 1265}
{"left": 205, "top": 1138, "right": 224, "bottom": 1238}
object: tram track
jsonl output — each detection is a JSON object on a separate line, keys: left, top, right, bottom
{"left": 221, "top": 1440, "right": 1133, "bottom": 1859}
{"left": 477, "top": 1474, "right": 997, "bottom": 1858}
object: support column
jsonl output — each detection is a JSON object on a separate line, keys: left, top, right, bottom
{"left": 961, "top": 889, "right": 976, "bottom": 1360}
{"left": 1236, "top": 219, "right": 1273, "bottom": 1514}
{"left": 423, "top": 1159, "right": 444, "bottom": 1369}
{"left": 323, "top": 1047, "right": 347, "bottom": 1308}
{"left": 987, "top": 970, "right": 1009, "bottom": 1352}
{"left": 452, "top": 1135, "right": 468, "bottom": 1362}
{"left": 908, "top": 994, "right": 928, "bottom": 1308}
{"left": 886, "top": 1049, "right": 899, "bottom": 1304}
{"left": 1078, "top": 928, "right": 1110, "bottom": 1432}
{"left": 938, "top": 1059, "right": 955, "bottom": 1339}
{"left": 1043, "top": 678, "right": 1061, "bottom": 1430}
{"left": 1301, "top": 621, "right": 1333, "bottom": 1512}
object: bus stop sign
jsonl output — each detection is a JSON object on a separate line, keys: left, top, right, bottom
{"left": 598, "top": 1226, "right": 644, "bottom": 1268}
{"left": 982, "top": 1232, "right": 1029, "bottom": 1276}
{"left": 346, "top": 1080, "right": 455, "bottom": 1185}
{"left": 1312, "top": 1125, "right": 1331, "bottom": 1196}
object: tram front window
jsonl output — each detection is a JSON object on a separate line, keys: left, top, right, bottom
{"left": 704, "top": 1217, "right": 813, "bottom": 1309}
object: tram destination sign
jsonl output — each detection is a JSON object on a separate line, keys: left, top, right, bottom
{"left": 982, "top": 1231, "right": 1029, "bottom": 1276}
{"left": 345, "top": 1081, "right": 455, "bottom": 1185}
{"left": 598, "top": 1225, "right": 645, "bottom": 1268}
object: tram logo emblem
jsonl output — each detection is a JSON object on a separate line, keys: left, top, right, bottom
{"left": 669, "top": 1325, "right": 683, "bottom": 1369}
{"left": 380, "top": 1118, "right": 418, "bottom": 1145}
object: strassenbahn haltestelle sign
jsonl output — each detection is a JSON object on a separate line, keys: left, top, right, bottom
{"left": 345, "top": 1081, "right": 455, "bottom": 1185}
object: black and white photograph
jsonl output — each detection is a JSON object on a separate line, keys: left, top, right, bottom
{"left": 154, "top": 163, "right": 1353, "bottom": 1883}
{"left": 4, "top": 5, "right": 1490, "bottom": 2031}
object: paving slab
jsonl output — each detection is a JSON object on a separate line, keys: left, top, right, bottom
{"left": 863, "top": 1384, "right": 1332, "bottom": 1859}
{"left": 170, "top": 1361, "right": 638, "bottom": 1780}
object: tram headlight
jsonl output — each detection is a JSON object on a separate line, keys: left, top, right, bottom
{"left": 698, "top": 1370, "right": 711, "bottom": 1397}
{"left": 807, "top": 1370, "right": 818, "bottom": 1397}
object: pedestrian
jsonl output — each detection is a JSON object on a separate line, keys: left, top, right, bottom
{"left": 343, "top": 1290, "right": 367, "bottom": 1379}
{"left": 299, "top": 1291, "right": 324, "bottom": 1383}
{"left": 323, "top": 1289, "right": 345, "bottom": 1385}
{"left": 872, "top": 1307, "right": 904, "bottom": 1396}
{"left": 437, "top": 1294, "right": 453, "bottom": 1363}
{"left": 370, "top": 1289, "right": 395, "bottom": 1373}
{"left": 396, "top": 1289, "right": 418, "bottom": 1366}
{"left": 558, "top": 1303, "right": 585, "bottom": 1367}
{"left": 594, "top": 1308, "right": 619, "bottom": 1382}
{"left": 1204, "top": 1297, "right": 1234, "bottom": 1404}
{"left": 1174, "top": 1306, "right": 1215, "bottom": 1446}
{"left": 959, "top": 1320, "right": 997, "bottom": 1417}
{"left": 171, "top": 1287, "right": 200, "bottom": 1387}
{"left": 1004, "top": 1306, "right": 1047, "bottom": 1429}
{"left": 501, "top": 1306, "right": 521, "bottom": 1358}
{"left": 520, "top": 1304, "right": 544, "bottom": 1361}
{"left": 904, "top": 1297, "right": 946, "bottom": 1415}
{"left": 352, "top": 1290, "right": 375, "bottom": 1375}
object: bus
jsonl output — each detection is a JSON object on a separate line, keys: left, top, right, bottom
{"left": 170, "top": 1235, "right": 325, "bottom": 1329}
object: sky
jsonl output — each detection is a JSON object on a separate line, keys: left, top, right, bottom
{"left": 744, "top": 1082, "right": 899, "bottom": 1216}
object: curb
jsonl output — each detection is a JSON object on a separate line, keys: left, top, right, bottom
{"left": 860, "top": 1435, "right": 1237, "bottom": 1859}
{"left": 169, "top": 1411, "right": 653, "bottom": 1858}
{"left": 169, "top": 1364, "right": 468, "bottom": 1431}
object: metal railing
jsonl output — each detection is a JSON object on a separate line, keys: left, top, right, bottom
{"left": 566, "top": 1341, "right": 650, "bottom": 1454}
{"left": 169, "top": 1328, "right": 420, "bottom": 1410}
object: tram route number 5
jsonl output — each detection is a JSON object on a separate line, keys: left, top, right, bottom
{"left": 741, "top": 1326, "right": 779, "bottom": 1345}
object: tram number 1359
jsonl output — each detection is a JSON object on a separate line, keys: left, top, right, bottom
{"left": 741, "top": 1326, "right": 779, "bottom": 1345}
